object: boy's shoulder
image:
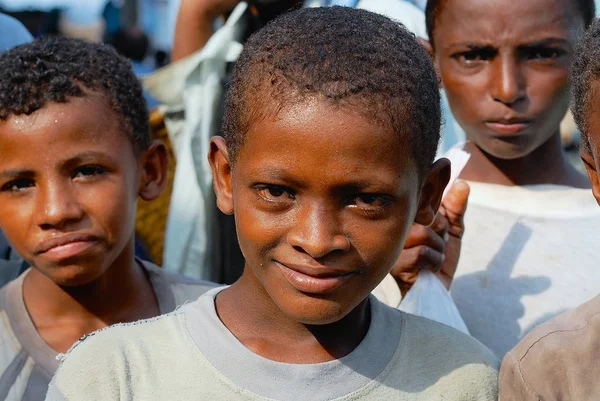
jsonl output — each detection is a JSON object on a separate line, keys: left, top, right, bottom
{"left": 393, "top": 307, "right": 499, "bottom": 367}
{"left": 379, "top": 306, "right": 498, "bottom": 399}
{"left": 499, "top": 294, "right": 600, "bottom": 400}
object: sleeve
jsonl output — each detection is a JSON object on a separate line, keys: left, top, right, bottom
{"left": 45, "top": 335, "right": 123, "bottom": 401}
{"left": 498, "top": 351, "right": 540, "bottom": 401}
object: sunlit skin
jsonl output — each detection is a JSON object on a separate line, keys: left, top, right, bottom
{"left": 433, "top": 0, "right": 589, "bottom": 187}
{"left": 209, "top": 100, "right": 449, "bottom": 363}
{"left": 581, "top": 82, "right": 600, "bottom": 205}
{"left": 0, "top": 94, "right": 168, "bottom": 353}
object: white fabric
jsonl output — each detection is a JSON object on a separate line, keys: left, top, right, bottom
{"left": 46, "top": 288, "right": 499, "bottom": 401}
{"left": 451, "top": 181, "right": 600, "bottom": 357}
{"left": 144, "top": 3, "right": 245, "bottom": 280}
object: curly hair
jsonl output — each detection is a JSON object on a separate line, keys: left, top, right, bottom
{"left": 0, "top": 36, "right": 149, "bottom": 151}
{"left": 426, "top": 0, "right": 596, "bottom": 47}
{"left": 223, "top": 6, "right": 441, "bottom": 176}
{"left": 572, "top": 18, "right": 600, "bottom": 153}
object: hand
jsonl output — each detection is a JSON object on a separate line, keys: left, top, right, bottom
{"left": 390, "top": 181, "right": 470, "bottom": 296}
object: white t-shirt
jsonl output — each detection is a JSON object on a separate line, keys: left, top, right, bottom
{"left": 451, "top": 182, "right": 600, "bottom": 357}
{"left": 46, "top": 287, "right": 499, "bottom": 401}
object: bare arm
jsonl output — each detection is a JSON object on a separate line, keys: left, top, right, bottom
{"left": 172, "top": 0, "right": 241, "bottom": 62}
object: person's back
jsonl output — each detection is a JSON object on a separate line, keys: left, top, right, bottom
{"left": 0, "top": 37, "right": 215, "bottom": 400}
{"left": 46, "top": 7, "right": 498, "bottom": 400}
{"left": 393, "top": 0, "right": 599, "bottom": 358}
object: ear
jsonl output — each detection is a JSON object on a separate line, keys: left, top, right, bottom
{"left": 414, "top": 158, "right": 451, "bottom": 226}
{"left": 416, "top": 37, "right": 443, "bottom": 90}
{"left": 138, "top": 140, "right": 169, "bottom": 201}
{"left": 581, "top": 150, "right": 600, "bottom": 207}
{"left": 208, "top": 136, "right": 234, "bottom": 215}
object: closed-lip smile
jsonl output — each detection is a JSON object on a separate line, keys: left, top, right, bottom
{"left": 275, "top": 261, "right": 356, "bottom": 294}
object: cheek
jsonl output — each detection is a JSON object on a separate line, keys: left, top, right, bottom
{"left": 80, "top": 180, "right": 137, "bottom": 241}
{"left": 441, "top": 68, "right": 487, "bottom": 123}
{"left": 527, "top": 69, "right": 570, "bottom": 115}
{"left": 233, "top": 193, "right": 284, "bottom": 261}
{"left": 347, "top": 207, "right": 414, "bottom": 272}
{"left": 0, "top": 200, "right": 35, "bottom": 252}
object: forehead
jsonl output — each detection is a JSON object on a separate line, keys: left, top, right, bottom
{"left": 0, "top": 96, "right": 133, "bottom": 165}
{"left": 236, "top": 101, "right": 418, "bottom": 190}
{"left": 436, "top": 0, "right": 583, "bottom": 46}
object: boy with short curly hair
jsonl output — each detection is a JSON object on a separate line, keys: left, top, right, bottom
{"left": 46, "top": 7, "right": 498, "bottom": 401}
{"left": 0, "top": 36, "right": 215, "bottom": 400}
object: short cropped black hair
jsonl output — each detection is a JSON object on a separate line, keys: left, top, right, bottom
{"left": 223, "top": 6, "right": 441, "bottom": 176}
{"left": 572, "top": 18, "right": 600, "bottom": 152}
{"left": 426, "top": 0, "right": 596, "bottom": 47}
{"left": 0, "top": 36, "right": 150, "bottom": 151}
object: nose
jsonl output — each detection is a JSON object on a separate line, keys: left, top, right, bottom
{"left": 36, "top": 181, "right": 84, "bottom": 230}
{"left": 287, "top": 203, "right": 351, "bottom": 259}
{"left": 490, "top": 55, "right": 525, "bottom": 105}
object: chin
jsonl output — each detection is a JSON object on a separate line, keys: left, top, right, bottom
{"left": 35, "top": 262, "right": 105, "bottom": 287}
{"left": 275, "top": 294, "right": 360, "bottom": 325}
{"left": 477, "top": 139, "right": 539, "bottom": 160}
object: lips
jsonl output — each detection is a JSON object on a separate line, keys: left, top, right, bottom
{"left": 485, "top": 118, "right": 532, "bottom": 136}
{"left": 35, "top": 233, "right": 100, "bottom": 261}
{"left": 275, "top": 261, "right": 356, "bottom": 294}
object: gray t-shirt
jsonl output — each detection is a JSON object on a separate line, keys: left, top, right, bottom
{"left": 47, "top": 287, "right": 499, "bottom": 401}
{"left": 0, "top": 261, "right": 215, "bottom": 401}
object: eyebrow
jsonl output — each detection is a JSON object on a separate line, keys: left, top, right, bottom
{"left": 451, "top": 37, "right": 570, "bottom": 50}
{"left": 250, "top": 168, "right": 398, "bottom": 192}
{"left": 0, "top": 151, "right": 114, "bottom": 181}
{"left": 0, "top": 169, "right": 34, "bottom": 181}
{"left": 519, "top": 37, "right": 571, "bottom": 48}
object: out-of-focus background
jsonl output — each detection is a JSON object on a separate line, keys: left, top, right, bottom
{"left": 0, "top": 0, "right": 176, "bottom": 71}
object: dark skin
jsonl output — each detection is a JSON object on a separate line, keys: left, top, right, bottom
{"left": 581, "top": 81, "right": 600, "bottom": 207}
{"left": 209, "top": 100, "right": 450, "bottom": 363}
{"left": 0, "top": 94, "right": 168, "bottom": 353}
{"left": 435, "top": 0, "right": 589, "bottom": 188}
{"left": 392, "top": 0, "right": 591, "bottom": 292}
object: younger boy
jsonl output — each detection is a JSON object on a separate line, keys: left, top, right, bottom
{"left": 46, "top": 7, "right": 498, "bottom": 400}
{"left": 0, "top": 37, "right": 215, "bottom": 400}
{"left": 499, "top": 18, "right": 600, "bottom": 400}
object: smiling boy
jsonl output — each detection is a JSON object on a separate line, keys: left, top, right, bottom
{"left": 0, "top": 37, "right": 215, "bottom": 401}
{"left": 46, "top": 7, "right": 498, "bottom": 401}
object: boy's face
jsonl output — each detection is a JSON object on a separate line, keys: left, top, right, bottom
{"left": 0, "top": 95, "right": 155, "bottom": 286}
{"left": 433, "top": 0, "right": 583, "bottom": 160}
{"left": 210, "top": 101, "right": 448, "bottom": 324}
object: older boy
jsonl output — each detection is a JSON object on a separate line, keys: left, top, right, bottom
{"left": 394, "top": 0, "right": 600, "bottom": 358}
{"left": 0, "top": 37, "right": 215, "bottom": 401}
{"left": 498, "top": 17, "right": 600, "bottom": 400}
{"left": 46, "top": 7, "right": 498, "bottom": 400}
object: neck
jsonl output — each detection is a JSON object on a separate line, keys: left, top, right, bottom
{"left": 23, "top": 239, "right": 159, "bottom": 353}
{"left": 216, "top": 268, "right": 371, "bottom": 364}
{"left": 460, "top": 132, "right": 589, "bottom": 188}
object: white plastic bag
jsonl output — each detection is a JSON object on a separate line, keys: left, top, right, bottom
{"left": 398, "top": 147, "right": 471, "bottom": 334}
{"left": 399, "top": 270, "right": 470, "bottom": 334}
